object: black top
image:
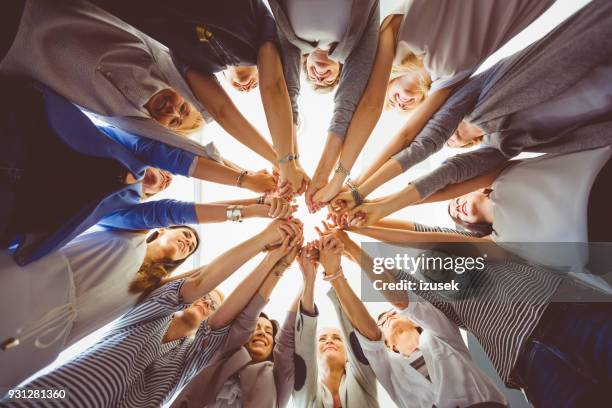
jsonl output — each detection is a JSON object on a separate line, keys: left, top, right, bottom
{"left": 90, "top": 0, "right": 278, "bottom": 74}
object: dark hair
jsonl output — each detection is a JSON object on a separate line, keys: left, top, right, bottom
{"left": 301, "top": 54, "right": 343, "bottom": 93}
{"left": 448, "top": 189, "right": 494, "bottom": 236}
{"left": 130, "top": 225, "right": 201, "bottom": 301}
{"left": 257, "top": 312, "right": 280, "bottom": 362}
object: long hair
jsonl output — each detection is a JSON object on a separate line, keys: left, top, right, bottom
{"left": 257, "top": 312, "right": 280, "bottom": 362}
{"left": 385, "top": 53, "right": 432, "bottom": 110}
{"left": 448, "top": 188, "right": 494, "bottom": 236}
{"left": 129, "top": 225, "right": 201, "bottom": 301}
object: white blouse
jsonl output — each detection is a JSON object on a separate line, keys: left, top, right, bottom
{"left": 491, "top": 147, "right": 611, "bottom": 273}
{"left": 0, "top": 230, "right": 145, "bottom": 389}
{"left": 386, "top": 0, "right": 553, "bottom": 91}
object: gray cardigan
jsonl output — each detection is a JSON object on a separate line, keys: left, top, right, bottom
{"left": 268, "top": 0, "right": 379, "bottom": 138}
{"left": 0, "top": 0, "right": 219, "bottom": 160}
{"left": 170, "top": 294, "right": 296, "bottom": 408}
{"left": 391, "top": 0, "right": 612, "bottom": 198}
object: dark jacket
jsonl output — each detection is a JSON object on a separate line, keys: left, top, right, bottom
{"left": 89, "top": 0, "right": 279, "bottom": 74}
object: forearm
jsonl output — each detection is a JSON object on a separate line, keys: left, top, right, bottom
{"left": 354, "top": 131, "right": 409, "bottom": 186}
{"left": 372, "top": 218, "right": 416, "bottom": 230}
{"left": 359, "top": 159, "right": 403, "bottom": 197}
{"left": 194, "top": 203, "right": 267, "bottom": 223}
{"left": 257, "top": 262, "right": 287, "bottom": 301}
{"left": 301, "top": 278, "right": 316, "bottom": 315}
{"left": 312, "top": 132, "right": 343, "bottom": 182}
{"left": 208, "top": 256, "right": 276, "bottom": 329}
{"left": 258, "top": 42, "right": 294, "bottom": 160}
{"left": 352, "top": 225, "right": 489, "bottom": 243}
{"left": 181, "top": 231, "right": 267, "bottom": 302}
{"left": 216, "top": 112, "right": 277, "bottom": 166}
{"left": 330, "top": 278, "right": 380, "bottom": 340}
{"left": 193, "top": 157, "right": 242, "bottom": 186}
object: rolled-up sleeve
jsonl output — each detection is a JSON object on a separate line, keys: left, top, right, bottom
{"left": 329, "top": 4, "right": 379, "bottom": 138}
{"left": 392, "top": 76, "right": 485, "bottom": 172}
{"left": 411, "top": 146, "right": 508, "bottom": 199}
{"left": 99, "top": 199, "right": 198, "bottom": 230}
{"left": 99, "top": 126, "right": 196, "bottom": 176}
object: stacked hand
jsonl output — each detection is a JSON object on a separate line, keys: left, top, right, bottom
{"left": 278, "top": 163, "right": 309, "bottom": 198}
{"left": 261, "top": 218, "right": 304, "bottom": 250}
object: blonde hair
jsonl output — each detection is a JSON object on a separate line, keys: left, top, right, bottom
{"left": 175, "top": 107, "right": 205, "bottom": 135}
{"left": 301, "top": 54, "right": 343, "bottom": 93}
{"left": 457, "top": 136, "right": 484, "bottom": 149}
{"left": 385, "top": 53, "right": 432, "bottom": 110}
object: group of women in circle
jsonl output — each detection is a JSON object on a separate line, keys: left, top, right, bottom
{"left": 1, "top": 0, "right": 611, "bottom": 407}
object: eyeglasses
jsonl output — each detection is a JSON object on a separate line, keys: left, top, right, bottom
{"left": 377, "top": 311, "right": 397, "bottom": 328}
{"left": 202, "top": 293, "right": 220, "bottom": 311}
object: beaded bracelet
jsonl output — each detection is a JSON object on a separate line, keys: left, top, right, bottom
{"left": 323, "top": 267, "right": 345, "bottom": 282}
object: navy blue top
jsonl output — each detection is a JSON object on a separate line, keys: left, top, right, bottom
{"left": 90, "top": 0, "right": 279, "bottom": 74}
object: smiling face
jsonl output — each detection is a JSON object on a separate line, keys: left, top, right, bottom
{"left": 305, "top": 49, "right": 341, "bottom": 88}
{"left": 144, "top": 88, "right": 202, "bottom": 132}
{"left": 224, "top": 66, "right": 259, "bottom": 92}
{"left": 386, "top": 73, "right": 426, "bottom": 112}
{"left": 142, "top": 168, "right": 173, "bottom": 196}
{"left": 448, "top": 190, "right": 491, "bottom": 225}
{"left": 317, "top": 327, "right": 347, "bottom": 368}
{"left": 447, "top": 121, "right": 485, "bottom": 148}
{"left": 244, "top": 316, "right": 275, "bottom": 362}
{"left": 152, "top": 227, "right": 199, "bottom": 262}
{"left": 376, "top": 310, "right": 419, "bottom": 355}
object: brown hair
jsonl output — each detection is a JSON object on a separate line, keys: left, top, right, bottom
{"left": 301, "top": 54, "right": 343, "bottom": 93}
{"left": 385, "top": 53, "right": 432, "bottom": 111}
{"left": 447, "top": 189, "right": 494, "bottom": 236}
{"left": 253, "top": 312, "right": 280, "bottom": 362}
{"left": 129, "top": 225, "right": 201, "bottom": 301}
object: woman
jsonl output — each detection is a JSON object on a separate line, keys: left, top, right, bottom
{"left": 333, "top": 0, "right": 612, "bottom": 224}
{"left": 170, "top": 244, "right": 306, "bottom": 408}
{"left": 265, "top": 0, "right": 380, "bottom": 210}
{"left": 310, "top": 0, "right": 553, "bottom": 207}
{"left": 89, "top": 0, "right": 309, "bottom": 195}
{"left": 0, "top": 79, "right": 286, "bottom": 265}
{"left": 336, "top": 223, "right": 612, "bottom": 408}
{"left": 292, "top": 240, "right": 379, "bottom": 408}
{"left": 0, "top": 225, "right": 199, "bottom": 389}
{"left": 1, "top": 220, "right": 302, "bottom": 407}
{"left": 320, "top": 230, "right": 507, "bottom": 408}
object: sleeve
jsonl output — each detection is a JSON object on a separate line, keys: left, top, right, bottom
{"left": 411, "top": 146, "right": 509, "bottom": 199}
{"left": 327, "top": 290, "right": 378, "bottom": 400}
{"left": 183, "top": 321, "right": 233, "bottom": 385}
{"left": 277, "top": 31, "right": 303, "bottom": 127}
{"left": 412, "top": 222, "right": 482, "bottom": 237}
{"left": 397, "top": 292, "right": 466, "bottom": 351}
{"left": 292, "top": 302, "right": 320, "bottom": 408}
{"left": 329, "top": 4, "right": 380, "bottom": 138}
{"left": 99, "top": 199, "right": 198, "bottom": 230}
{"left": 254, "top": 0, "right": 279, "bottom": 46}
{"left": 391, "top": 75, "right": 485, "bottom": 172}
{"left": 115, "top": 279, "right": 187, "bottom": 330}
{"left": 98, "top": 126, "right": 196, "bottom": 176}
{"left": 217, "top": 294, "right": 268, "bottom": 358}
{"left": 273, "top": 310, "right": 297, "bottom": 408}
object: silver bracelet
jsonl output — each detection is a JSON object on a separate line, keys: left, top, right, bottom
{"left": 236, "top": 170, "right": 248, "bottom": 187}
{"left": 345, "top": 179, "right": 364, "bottom": 206}
{"left": 334, "top": 161, "right": 350, "bottom": 180}
{"left": 278, "top": 153, "right": 299, "bottom": 164}
{"left": 226, "top": 205, "right": 244, "bottom": 222}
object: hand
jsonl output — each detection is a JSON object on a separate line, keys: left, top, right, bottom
{"left": 260, "top": 219, "right": 302, "bottom": 247}
{"left": 279, "top": 163, "right": 309, "bottom": 196}
{"left": 279, "top": 235, "right": 303, "bottom": 267}
{"left": 312, "top": 172, "right": 344, "bottom": 207}
{"left": 243, "top": 170, "right": 276, "bottom": 194}
{"left": 318, "top": 235, "right": 343, "bottom": 275}
{"left": 305, "top": 177, "right": 327, "bottom": 213}
{"left": 347, "top": 202, "right": 387, "bottom": 228}
{"left": 330, "top": 190, "right": 356, "bottom": 214}
{"left": 297, "top": 242, "right": 319, "bottom": 282}
{"left": 265, "top": 232, "right": 294, "bottom": 264}
{"left": 266, "top": 197, "right": 297, "bottom": 219}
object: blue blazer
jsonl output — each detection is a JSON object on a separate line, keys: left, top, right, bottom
{"left": 12, "top": 85, "right": 196, "bottom": 266}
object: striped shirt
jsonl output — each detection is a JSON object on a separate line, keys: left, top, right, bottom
{"left": 396, "top": 224, "right": 563, "bottom": 387}
{"left": 4, "top": 280, "right": 230, "bottom": 407}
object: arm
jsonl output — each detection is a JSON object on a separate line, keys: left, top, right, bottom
{"left": 350, "top": 225, "right": 489, "bottom": 243}
{"left": 329, "top": 279, "right": 380, "bottom": 342}
{"left": 185, "top": 69, "right": 277, "bottom": 166}
{"left": 273, "top": 290, "right": 300, "bottom": 408}
{"left": 292, "top": 278, "right": 319, "bottom": 408}
{"left": 206, "top": 238, "right": 293, "bottom": 329}
{"left": 192, "top": 156, "right": 274, "bottom": 193}
{"left": 257, "top": 41, "right": 306, "bottom": 192}
{"left": 179, "top": 220, "right": 288, "bottom": 303}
